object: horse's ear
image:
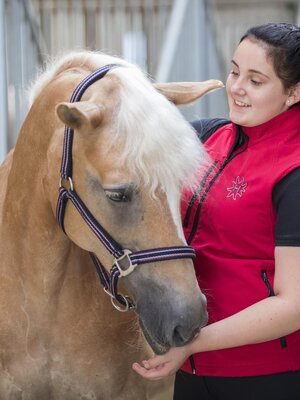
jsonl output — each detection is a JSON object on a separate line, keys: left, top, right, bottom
{"left": 154, "top": 80, "right": 224, "bottom": 105}
{"left": 56, "top": 101, "right": 103, "bottom": 130}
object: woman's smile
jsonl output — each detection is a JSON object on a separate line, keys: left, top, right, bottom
{"left": 233, "top": 99, "right": 251, "bottom": 108}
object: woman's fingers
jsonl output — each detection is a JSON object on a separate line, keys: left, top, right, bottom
{"left": 141, "top": 356, "right": 166, "bottom": 369}
{"left": 132, "top": 361, "right": 169, "bottom": 380}
{"left": 133, "top": 346, "right": 191, "bottom": 380}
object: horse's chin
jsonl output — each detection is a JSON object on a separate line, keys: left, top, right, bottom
{"left": 139, "top": 319, "right": 170, "bottom": 355}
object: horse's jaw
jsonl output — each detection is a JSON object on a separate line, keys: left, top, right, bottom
{"left": 138, "top": 317, "right": 170, "bottom": 355}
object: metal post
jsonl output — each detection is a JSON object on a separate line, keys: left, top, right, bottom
{"left": 156, "top": 0, "right": 189, "bottom": 82}
{"left": 0, "top": 0, "right": 8, "bottom": 164}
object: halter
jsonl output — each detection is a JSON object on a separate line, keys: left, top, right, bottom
{"left": 56, "top": 64, "right": 196, "bottom": 312}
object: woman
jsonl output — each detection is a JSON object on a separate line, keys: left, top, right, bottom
{"left": 133, "top": 23, "right": 300, "bottom": 400}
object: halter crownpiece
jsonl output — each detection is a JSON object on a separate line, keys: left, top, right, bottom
{"left": 56, "top": 64, "right": 196, "bottom": 312}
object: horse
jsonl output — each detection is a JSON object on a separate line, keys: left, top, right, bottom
{"left": 0, "top": 51, "right": 222, "bottom": 400}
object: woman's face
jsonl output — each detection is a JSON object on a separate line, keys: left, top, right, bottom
{"left": 226, "top": 38, "right": 290, "bottom": 127}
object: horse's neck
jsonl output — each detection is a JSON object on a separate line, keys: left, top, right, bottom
{"left": 0, "top": 109, "right": 81, "bottom": 300}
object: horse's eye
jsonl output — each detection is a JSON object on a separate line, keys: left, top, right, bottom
{"left": 104, "top": 188, "right": 132, "bottom": 203}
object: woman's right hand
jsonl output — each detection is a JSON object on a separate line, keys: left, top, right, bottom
{"left": 132, "top": 344, "right": 192, "bottom": 381}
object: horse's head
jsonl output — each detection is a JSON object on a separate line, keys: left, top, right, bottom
{"left": 36, "top": 53, "right": 222, "bottom": 354}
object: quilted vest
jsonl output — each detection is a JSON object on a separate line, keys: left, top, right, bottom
{"left": 181, "top": 104, "right": 300, "bottom": 376}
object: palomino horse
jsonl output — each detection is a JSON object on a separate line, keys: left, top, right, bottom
{"left": 0, "top": 51, "right": 222, "bottom": 400}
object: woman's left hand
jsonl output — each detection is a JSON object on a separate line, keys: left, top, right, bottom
{"left": 132, "top": 345, "right": 191, "bottom": 380}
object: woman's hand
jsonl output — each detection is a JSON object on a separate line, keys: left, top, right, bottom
{"left": 132, "top": 345, "right": 191, "bottom": 380}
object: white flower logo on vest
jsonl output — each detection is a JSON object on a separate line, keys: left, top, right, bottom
{"left": 226, "top": 176, "right": 247, "bottom": 200}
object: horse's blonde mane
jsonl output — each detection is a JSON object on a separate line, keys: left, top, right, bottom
{"left": 29, "top": 51, "right": 207, "bottom": 197}
{"left": 28, "top": 51, "right": 131, "bottom": 104}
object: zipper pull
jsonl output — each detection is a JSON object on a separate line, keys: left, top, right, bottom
{"left": 261, "top": 270, "right": 275, "bottom": 297}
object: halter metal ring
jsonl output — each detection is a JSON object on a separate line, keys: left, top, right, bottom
{"left": 59, "top": 176, "right": 74, "bottom": 191}
{"left": 114, "top": 249, "right": 137, "bottom": 277}
{"left": 111, "top": 294, "right": 134, "bottom": 312}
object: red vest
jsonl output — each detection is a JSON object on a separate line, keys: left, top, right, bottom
{"left": 181, "top": 105, "right": 300, "bottom": 376}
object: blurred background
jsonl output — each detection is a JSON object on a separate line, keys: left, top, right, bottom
{"left": 0, "top": 0, "right": 299, "bottom": 163}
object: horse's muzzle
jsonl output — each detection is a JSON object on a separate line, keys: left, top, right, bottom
{"left": 135, "top": 281, "right": 208, "bottom": 354}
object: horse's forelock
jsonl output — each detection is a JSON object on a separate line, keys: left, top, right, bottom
{"left": 110, "top": 66, "right": 207, "bottom": 197}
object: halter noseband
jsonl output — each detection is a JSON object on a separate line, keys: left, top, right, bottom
{"left": 56, "top": 64, "right": 196, "bottom": 312}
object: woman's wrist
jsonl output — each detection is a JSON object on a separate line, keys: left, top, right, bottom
{"left": 186, "top": 335, "right": 200, "bottom": 357}
{"left": 188, "top": 325, "right": 210, "bottom": 355}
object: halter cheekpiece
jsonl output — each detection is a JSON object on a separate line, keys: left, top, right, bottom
{"left": 56, "top": 64, "right": 196, "bottom": 312}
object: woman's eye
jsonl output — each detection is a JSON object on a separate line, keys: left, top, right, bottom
{"left": 105, "top": 188, "right": 131, "bottom": 203}
{"left": 230, "top": 70, "right": 238, "bottom": 76}
{"left": 251, "top": 79, "right": 262, "bottom": 86}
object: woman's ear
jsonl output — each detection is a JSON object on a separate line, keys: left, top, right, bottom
{"left": 56, "top": 101, "right": 104, "bottom": 130}
{"left": 286, "top": 83, "right": 300, "bottom": 107}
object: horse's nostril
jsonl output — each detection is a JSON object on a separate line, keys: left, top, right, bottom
{"left": 172, "top": 325, "right": 199, "bottom": 347}
{"left": 173, "top": 325, "right": 186, "bottom": 346}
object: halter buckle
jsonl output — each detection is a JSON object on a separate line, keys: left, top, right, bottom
{"left": 114, "top": 249, "right": 137, "bottom": 277}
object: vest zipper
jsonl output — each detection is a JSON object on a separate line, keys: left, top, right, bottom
{"left": 186, "top": 126, "right": 248, "bottom": 245}
{"left": 189, "top": 355, "right": 196, "bottom": 375}
{"left": 183, "top": 160, "right": 218, "bottom": 228}
{"left": 187, "top": 157, "right": 230, "bottom": 244}
{"left": 261, "top": 270, "right": 287, "bottom": 348}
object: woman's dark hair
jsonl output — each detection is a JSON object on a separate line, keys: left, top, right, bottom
{"left": 240, "top": 23, "right": 300, "bottom": 90}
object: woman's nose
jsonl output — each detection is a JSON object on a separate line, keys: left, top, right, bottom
{"left": 231, "top": 78, "right": 246, "bottom": 96}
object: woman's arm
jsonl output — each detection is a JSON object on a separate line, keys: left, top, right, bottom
{"left": 132, "top": 246, "right": 300, "bottom": 380}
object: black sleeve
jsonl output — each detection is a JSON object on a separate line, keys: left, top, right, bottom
{"left": 273, "top": 167, "right": 300, "bottom": 246}
{"left": 191, "top": 118, "right": 230, "bottom": 143}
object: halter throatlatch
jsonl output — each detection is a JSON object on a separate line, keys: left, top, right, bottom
{"left": 56, "top": 64, "right": 196, "bottom": 312}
